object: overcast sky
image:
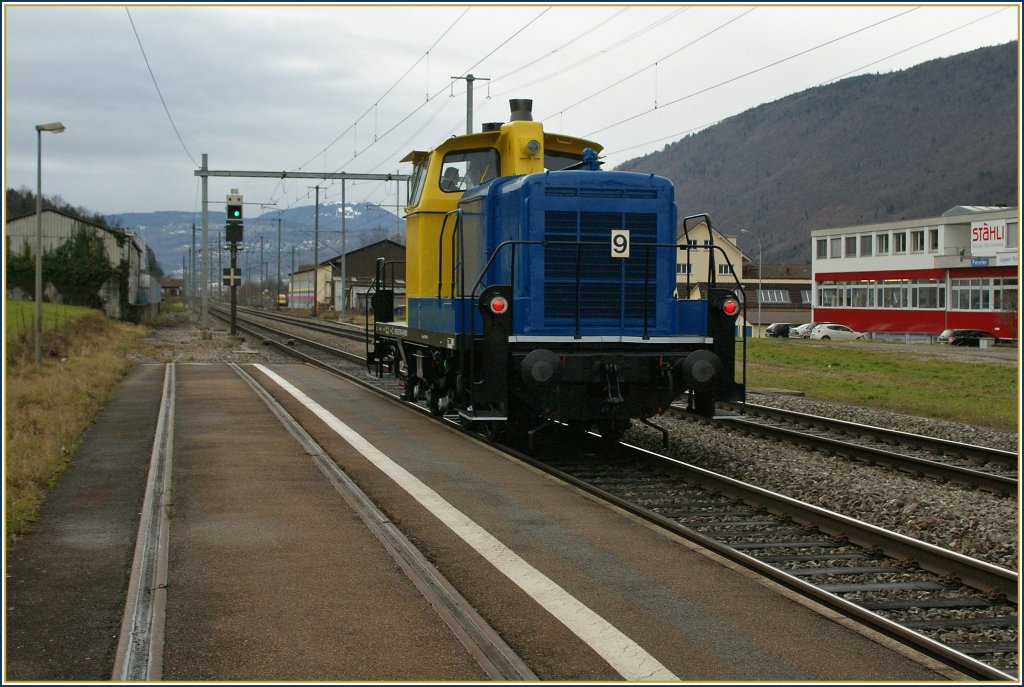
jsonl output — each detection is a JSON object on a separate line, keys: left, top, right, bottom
{"left": 3, "top": 2, "right": 1020, "bottom": 219}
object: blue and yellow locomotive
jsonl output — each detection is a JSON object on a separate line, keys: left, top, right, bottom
{"left": 368, "top": 99, "right": 744, "bottom": 443}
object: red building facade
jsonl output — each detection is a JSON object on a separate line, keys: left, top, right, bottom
{"left": 810, "top": 207, "right": 1018, "bottom": 340}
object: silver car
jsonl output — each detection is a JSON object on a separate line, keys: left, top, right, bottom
{"left": 810, "top": 323, "right": 864, "bottom": 341}
{"left": 790, "top": 322, "right": 820, "bottom": 338}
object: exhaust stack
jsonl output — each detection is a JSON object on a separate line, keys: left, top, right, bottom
{"left": 509, "top": 99, "right": 533, "bottom": 122}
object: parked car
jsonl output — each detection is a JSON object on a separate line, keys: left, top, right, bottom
{"left": 947, "top": 329, "right": 997, "bottom": 347}
{"left": 809, "top": 323, "right": 864, "bottom": 341}
{"left": 765, "top": 322, "right": 793, "bottom": 338}
{"left": 790, "top": 322, "right": 822, "bottom": 338}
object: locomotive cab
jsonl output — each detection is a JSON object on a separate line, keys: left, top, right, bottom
{"left": 399, "top": 99, "right": 600, "bottom": 310}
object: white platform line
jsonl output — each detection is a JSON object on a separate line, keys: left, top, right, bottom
{"left": 254, "top": 364, "right": 677, "bottom": 682}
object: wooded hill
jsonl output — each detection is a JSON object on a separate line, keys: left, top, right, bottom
{"left": 616, "top": 42, "right": 1018, "bottom": 263}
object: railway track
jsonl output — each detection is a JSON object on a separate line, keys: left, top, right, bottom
{"left": 523, "top": 437, "right": 1017, "bottom": 680}
{"left": 699, "top": 401, "right": 1017, "bottom": 496}
{"left": 211, "top": 306, "right": 1018, "bottom": 680}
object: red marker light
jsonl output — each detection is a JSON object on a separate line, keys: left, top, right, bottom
{"left": 490, "top": 295, "right": 509, "bottom": 314}
{"left": 721, "top": 298, "right": 739, "bottom": 316}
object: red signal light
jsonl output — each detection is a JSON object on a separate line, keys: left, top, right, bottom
{"left": 721, "top": 298, "right": 739, "bottom": 316}
{"left": 489, "top": 295, "right": 509, "bottom": 314}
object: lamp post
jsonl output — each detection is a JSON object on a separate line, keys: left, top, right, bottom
{"left": 740, "top": 228, "right": 762, "bottom": 338}
{"left": 34, "top": 121, "right": 65, "bottom": 367}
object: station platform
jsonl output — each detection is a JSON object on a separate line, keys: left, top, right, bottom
{"left": 5, "top": 361, "right": 964, "bottom": 682}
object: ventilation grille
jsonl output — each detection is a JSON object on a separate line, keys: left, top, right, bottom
{"left": 544, "top": 187, "right": 658, "bottom": 199}
{"left": 543, "top": 211, "right": 658, "bottom": 324}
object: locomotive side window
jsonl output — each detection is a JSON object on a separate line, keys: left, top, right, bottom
{"left": 439, "top": 149, "right": 499, "bottom": 192}
{"left": 408, "top": 158, "right": 429, "bottom": 206}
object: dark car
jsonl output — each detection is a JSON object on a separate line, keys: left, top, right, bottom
{"left": 946, "top": 329, "right": 997, "bottom": 347}
{"left": 765, "top": 322, "right": 793, "bottom": 338}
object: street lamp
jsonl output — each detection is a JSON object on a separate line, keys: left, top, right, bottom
{"left": 740, "top": 228, "right": 763, "bottom": 338}
{"left": 34, "top": 121, "right": 65, "bottom": 367}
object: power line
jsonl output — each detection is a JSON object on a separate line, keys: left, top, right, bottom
{"left": 487, "top": 6, "right": 686, "bottom": 106}
{"left": 291, "top": 6, "right": 471, "bottom": 173}
{"left": 542, "top": 7, "right": 755, "bottom": 122}
{"left": 584, "top": 7, "right": 920, "bottom": 139}
{"left": 274, "top": 4, "right": 554, "bottom": 211}
{"left": 488, "top": 6, "right": 631, "bottom": 85}
{"left": 125, "top": 7, "right": 197, "bottom": 168}
{"left": 603, "top": 6, "right": 1006, "bottom": 163}
{"left": 817, "top": 7, "right": 1012, "bottom": 85}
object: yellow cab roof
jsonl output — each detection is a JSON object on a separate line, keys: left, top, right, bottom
{"left": 401, "top": 126, "right": 602, "bottom": 165}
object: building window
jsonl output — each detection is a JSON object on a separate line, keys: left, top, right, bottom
{"left": 816, "top": 238, "right": 828, "bottom": 259}
{"left": 718, "top": 263, "right": 733, "bottom": 275}
{"left": 951, "top": 278, "right": 1002, "bottom": 311}
{"left": 818, "top": 283, "right": 839, "bottom": 307}
{"left": 758, "top": 290, "right": 791, "bottom": 303}
{"left": 876, "top": 233, "right": 889, "bottom": 255}
{"left": 893, "top": 232, "right": 907, "bottom": 254}
{"left": 911, "top": 230, "right": 925, "bottom": 253}
{"left": 860, "top": 235, "right": 872, "bottom": 256}
{"left": 845, "top": 236, "right": 858, "bottom": 257}
{"left": 877, "top": 280, "right": 907, "bottom": 308}
{"left": 820, "top": 278, "right": 949, "bottom": 309}
{"left": 996, "top": 277, "right": 1017, "bottom": 310}
{"left": 849, "top": 281, "right": 874, "bottom": 307}
{"left": 910, "top": 279, "right": 944, "bottom": 309}
{"left": 928, "top": 228, "right": 939, "bottom": 252}
{"left": 800, "top": 290, "right": 812, "bottom": 304}
{"left": 676, "top": 263, "right": 691, "bottom": 275}
{"left": 830, "top": 236, "right": 842, "bottom": 258}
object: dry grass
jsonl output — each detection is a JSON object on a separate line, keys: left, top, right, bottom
{"left": 4, "top": 304, "right": 147, "bottom": 541}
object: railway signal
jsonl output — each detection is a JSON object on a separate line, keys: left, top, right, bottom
{"left": 225, "top": 190, "right": 244, "bottom": 243}
{"left": 226, "top": 190, "right": 243, "bottom": 223}
{"left": 225, "top": 189, "right": 244, "bottom": 335}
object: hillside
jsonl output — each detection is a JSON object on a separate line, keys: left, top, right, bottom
{"left": 616, "top": 42, "right": 1018, "bottom": 263}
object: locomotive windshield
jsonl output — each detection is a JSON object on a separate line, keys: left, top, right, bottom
{"left": 544, "top": 149, "right": 584, "bottom": 171}
{"left": 439, "top": 148, "right": 500, "bottom": 192}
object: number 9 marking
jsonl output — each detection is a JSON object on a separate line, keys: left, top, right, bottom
{"left": 611, "top": 229, "right": 630, "bottom": 258}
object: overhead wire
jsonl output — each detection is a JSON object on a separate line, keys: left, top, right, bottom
{"left": 313, "top": 6, "right": 552, "bottom": 180}
{"left": 817, "top": 7, "right": 1012, "bottom": 85}
{"left": 584, "top": 6, "right": 920, "bottom": 139}
{"left": 272, "top": 6, "right": 550, "bottom": 211}
{"left": 541, "top": 7, "right": 756, "bottom": 123}
{"left": 290, "top": 6, "right": 471, "bottom": 173}
{"left": 451, "top": 6, "right": 686, "bottom": 135}
{"left": 263, "top": 7, "right": 471, "bottom": 210}
{"left": 432, "top": 6, "right": 685, "bottom": 153}
{"left": 125, "top": 7, "right": 198, "bottom": 168}
{"left": 486, "top": 6, "right": 628, "bottom": 85}
{"left": 602, "top": 5, "right": 1007, "bottom": 161}
{"left": 504, "top": 6, "right": 687, "bottom": 96}
{"left": 265, "top": 6, "right": 1003, "bottom": 224}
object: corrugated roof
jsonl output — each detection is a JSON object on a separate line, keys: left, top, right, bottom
{"left": 941, "top": 205, "right": 1010, "bottom": 216}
